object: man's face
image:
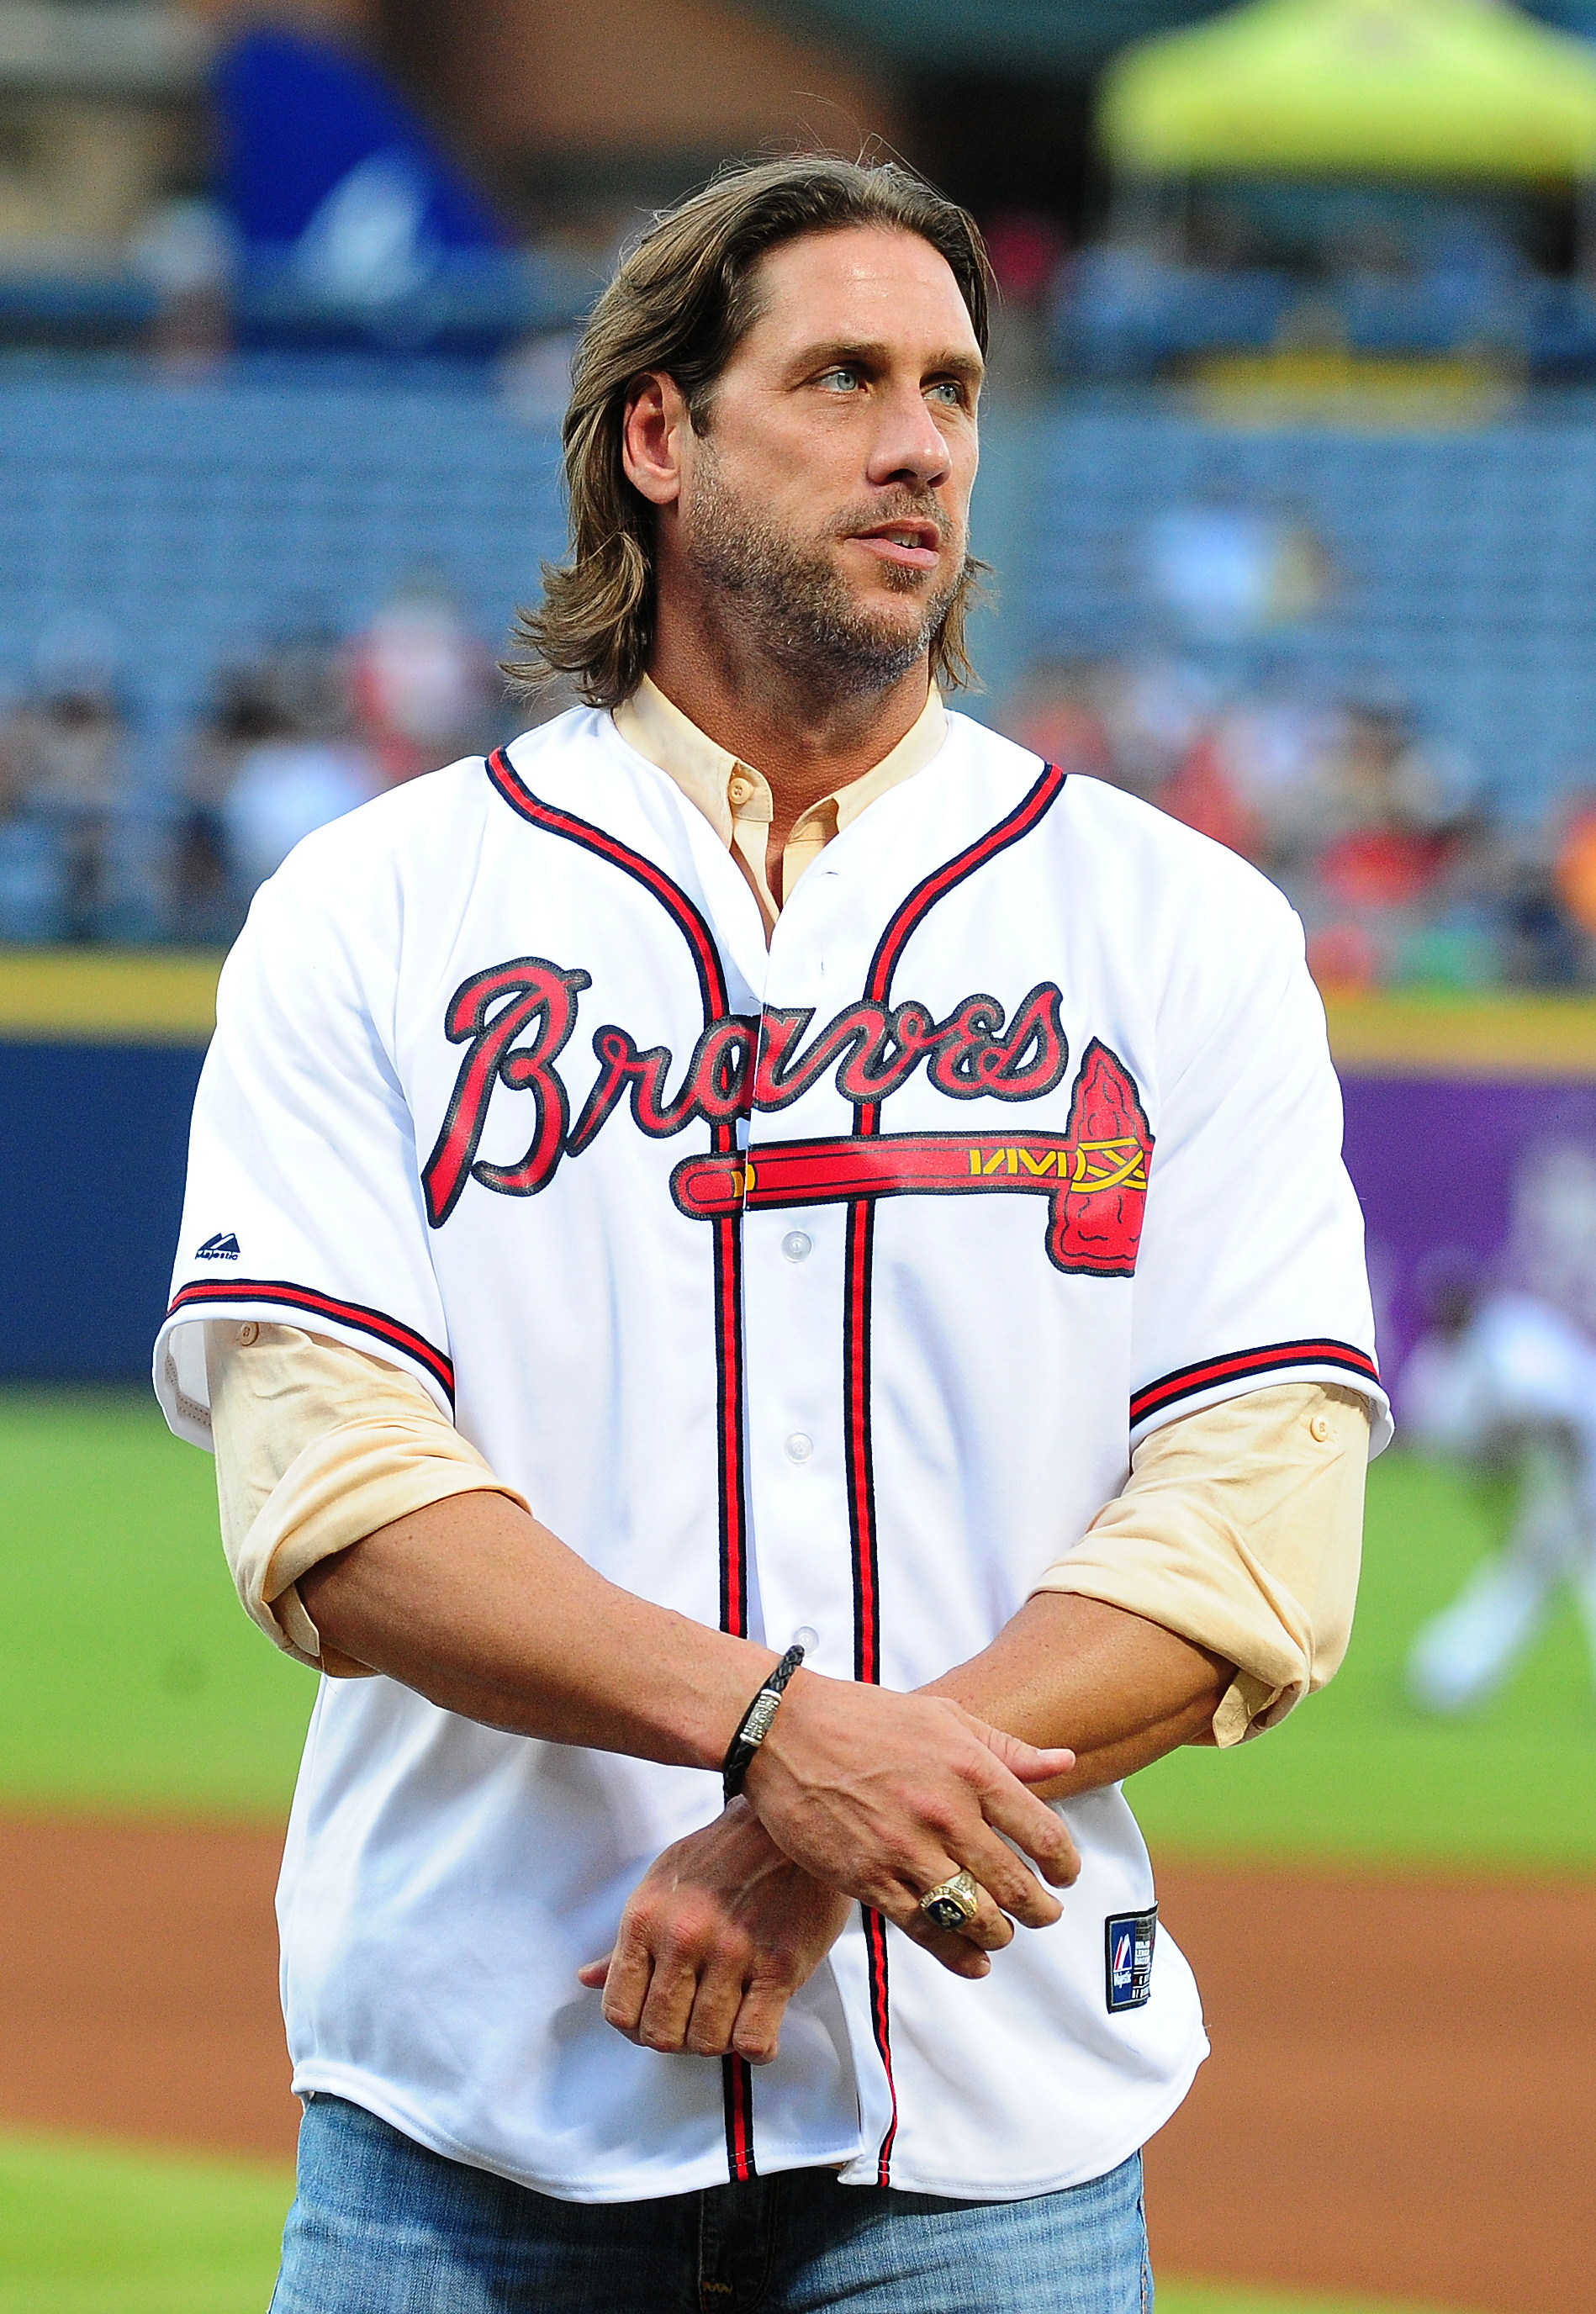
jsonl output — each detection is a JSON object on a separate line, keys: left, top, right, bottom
{"left": 669, "top": 225, "right": 983, "bottom": 692}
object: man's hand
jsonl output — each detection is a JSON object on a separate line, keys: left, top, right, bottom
{"left": 579, "top": 1802, "right": 851, "bottom": 2063}
{"left": 579, "top": 1799, "right": 1023, "bottom": 2064}
{"left": 742, "top": 1676, "right": 1080, "bottom": 1943}
{"left": 299, "top": 1497, "right": 1079, "bottom": 1934}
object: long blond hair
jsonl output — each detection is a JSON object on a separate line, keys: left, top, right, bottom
{"left": 504, "top": 156, "right": 992, "bottom": 708}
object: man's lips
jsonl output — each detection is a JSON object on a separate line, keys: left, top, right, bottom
{"left": 848, "top": 523, "right": 942, "bottom": 573}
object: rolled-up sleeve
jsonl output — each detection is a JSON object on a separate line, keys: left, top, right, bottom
{"left": 206, "top": 1321, "right": 526, "bottom": 1676}
{"left": 1030, "top": 1381, "right": 1370, "bottom": 1744}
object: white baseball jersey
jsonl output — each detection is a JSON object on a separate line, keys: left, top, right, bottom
{"left": 156, "top": 705, "right": 1387, "bottom": 2204}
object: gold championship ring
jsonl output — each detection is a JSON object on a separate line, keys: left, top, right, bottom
{"left": 918, "top": 1869, "right": 980, "bottom": 1931}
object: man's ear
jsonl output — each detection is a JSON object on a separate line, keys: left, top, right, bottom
{"left": 621, "top": 372, "right": 691, "bottom": 508}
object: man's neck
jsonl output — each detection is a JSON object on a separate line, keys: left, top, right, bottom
{"left": 646, "top": 616, "right": 933, "bottom": 852}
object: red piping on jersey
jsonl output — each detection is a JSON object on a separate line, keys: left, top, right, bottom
{"left": 841, "top": 758, "right": 1068, "bottom": 2185}
{"left": 486, "top": 747, "right": 727, "bottom": 1019}
{"left": 166, "top": 1278, "right": 455, "bottom": 1403}
{"left": 720, "top": 2041, "right": 755, "bottom": 2185}
{"left": 856, "top": 760, "right": 1070, "bottom": 1135}
{"left": 485, "top": 743, "right": 757, "bottom": 2180}
{"left": 843, "top": 1202, "right": 880, "bottom": 1691}
{"left": 1130, "top": 1338, "right": 1380, "bottom": 1430}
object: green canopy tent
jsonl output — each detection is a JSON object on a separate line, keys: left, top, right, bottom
{"left": 1101, "top": 0, "right": 1596, "bottom": 180}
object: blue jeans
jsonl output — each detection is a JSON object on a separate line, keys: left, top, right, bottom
{"left": 272, "top": 2094, "right": 1152, "bottom": 2313}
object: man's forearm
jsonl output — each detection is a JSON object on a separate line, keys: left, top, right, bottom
{"left": 299, "top": 1490, "right": 779, "bottom": 1770}
{"left": 924, "top": 1591, "right": 1229, "bottom": 1795}
{"left": 306, "top": 1498, "right": 1223, "bottom": 1795}
{"left": 299, "top": 1490, "right": 1081, "bottom": 1947}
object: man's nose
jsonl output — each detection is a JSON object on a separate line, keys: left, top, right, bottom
{"left": 864, "top": 388, "right": 952, "bottom": 490}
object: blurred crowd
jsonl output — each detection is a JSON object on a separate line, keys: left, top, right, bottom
{"left": 8, "top": 601, "right": 1596, "bottom": 989}
{"left": 1006, "top": 657, "right": 1596, "bottom": 991}
{"left": 0, "top": 584, "right": 511, "bottom": 948}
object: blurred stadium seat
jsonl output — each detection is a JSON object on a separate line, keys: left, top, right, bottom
{"left": 6, "top": 365, "right": 1596, "bottom": 970}
{"left": 0, "top": 360, "right": 568, "bottom": 751}
{"left": 5, "top": 367, "right": 1596, "bottom": 831}
{"left": 1003, "top": 399, "right": 1596, "bottom": 826}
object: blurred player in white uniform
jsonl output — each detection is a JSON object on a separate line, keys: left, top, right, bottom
{"left": 1404, "top": 1268, "right": 1596, "bottom": 1711}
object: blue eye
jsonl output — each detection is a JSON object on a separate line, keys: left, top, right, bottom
{"left": 820, "top": 368, "right": 860, "bottom": 393}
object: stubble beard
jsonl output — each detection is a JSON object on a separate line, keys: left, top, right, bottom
{"left": 682, "top": 449, "right": 967, "bottom": 701}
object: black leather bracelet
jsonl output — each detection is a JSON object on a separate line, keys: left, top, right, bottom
{"left": 721, "top": 1642, "right": 806, "bottom": 1803}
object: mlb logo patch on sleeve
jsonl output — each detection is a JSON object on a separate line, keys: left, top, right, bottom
{"left": 1104, "top": 1906, "right": 1157, "bottom": 2013}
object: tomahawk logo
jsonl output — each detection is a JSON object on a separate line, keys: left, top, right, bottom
{"left": 195, "top": 1231, "right": 240, "bottom": 1261}
{"left": 422, "top": 957, "right": 1154, "bottom": 1276}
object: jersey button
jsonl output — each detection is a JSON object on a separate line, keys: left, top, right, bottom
{"left": 781, "top": 1231, "right": 812, "bottom": 1263}
{"left": 785, "top": 1433, "right": 814, "bottom": 1463}
{"left": 236, "top": 1322, "right": 259, "bottom": 1346}
{"left": 1309, "top": 1413, "right": 1332, "bottom": 1442}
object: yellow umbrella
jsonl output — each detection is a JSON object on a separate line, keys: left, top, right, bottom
{"left": 1101, "top": 0, "right": 1596, "bottom": 179}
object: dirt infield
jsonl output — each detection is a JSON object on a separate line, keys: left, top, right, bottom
{"left": 2, "top": 1817, "right": 1591, "bottom": 2314}
{"left": 1147, "top": 1865, "right": 1596, "bottom": 2314}
{"left": 0, "top": 1817, "right": 294, "bottom": 2161}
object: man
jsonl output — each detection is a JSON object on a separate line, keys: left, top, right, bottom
{"left": 156, "top": 157, "right": 1387, "bottom": 2311}
{"left": 1403, "top": 1267, "right": 1596, "bottom": 1713}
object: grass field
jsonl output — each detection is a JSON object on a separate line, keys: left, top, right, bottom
{"left": 0, "top": 2138, "right": 292, "bottom": 2314}
{"left": 0, "top": 1392, "right": 310, "bottom": 1820}
{"left": 1131, "top": 1449, "right": 1596, "bottom": 1870}
{"left": 0, "top": 2132, "right": 1465, "bottom": 2314}
{"left": 0, "top": 1387, "right": 1583, "bottom": 2313}
{"left": 2, "top": 1387, "right": 1593, "bottom": 1868}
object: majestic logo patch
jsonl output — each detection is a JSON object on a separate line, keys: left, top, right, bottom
{"left": 422, "top": 957, "right": 1153, "bottom": 1276}
{"left": 195, "top": 1231, "right": 240, "bottom": 1261}
{"left": 1105, "top": 1906, "right": 1157, "bottom": 2014}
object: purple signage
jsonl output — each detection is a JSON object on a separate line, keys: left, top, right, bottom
{"left": 1341, "top": 1075, "right": 1596, "bottom": 1395}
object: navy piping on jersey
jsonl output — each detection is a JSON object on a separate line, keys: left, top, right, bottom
{"left": 166, "top": 1279, "right": 456, "bottom": 1404}
{"left": 1131, "top": 1339, "right": 1382, "bottom": 1432}
{"left": 484, "top": 742, "right": 759, "bottom": 2185}
{"left": 844, "top": 757, "right": 1069, "bottom": 2186}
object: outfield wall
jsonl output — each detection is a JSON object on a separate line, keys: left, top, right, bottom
{"left": 0, "top": 955, "right": 213, "bottom": 1382}
{"left": 3, "top": 955, "right": 1595, "bottom": 1383}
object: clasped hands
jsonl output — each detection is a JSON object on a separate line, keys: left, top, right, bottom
{"left": 579, "top": 1671, "right": 1080, "bottom": 2066}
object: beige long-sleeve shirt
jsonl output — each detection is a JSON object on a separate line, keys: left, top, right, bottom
{"left": 613, "top": 674, "right": 949, "bottom": 933}
{"left": 207, "top": 675, "right": 1371, "bottom": 1744}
